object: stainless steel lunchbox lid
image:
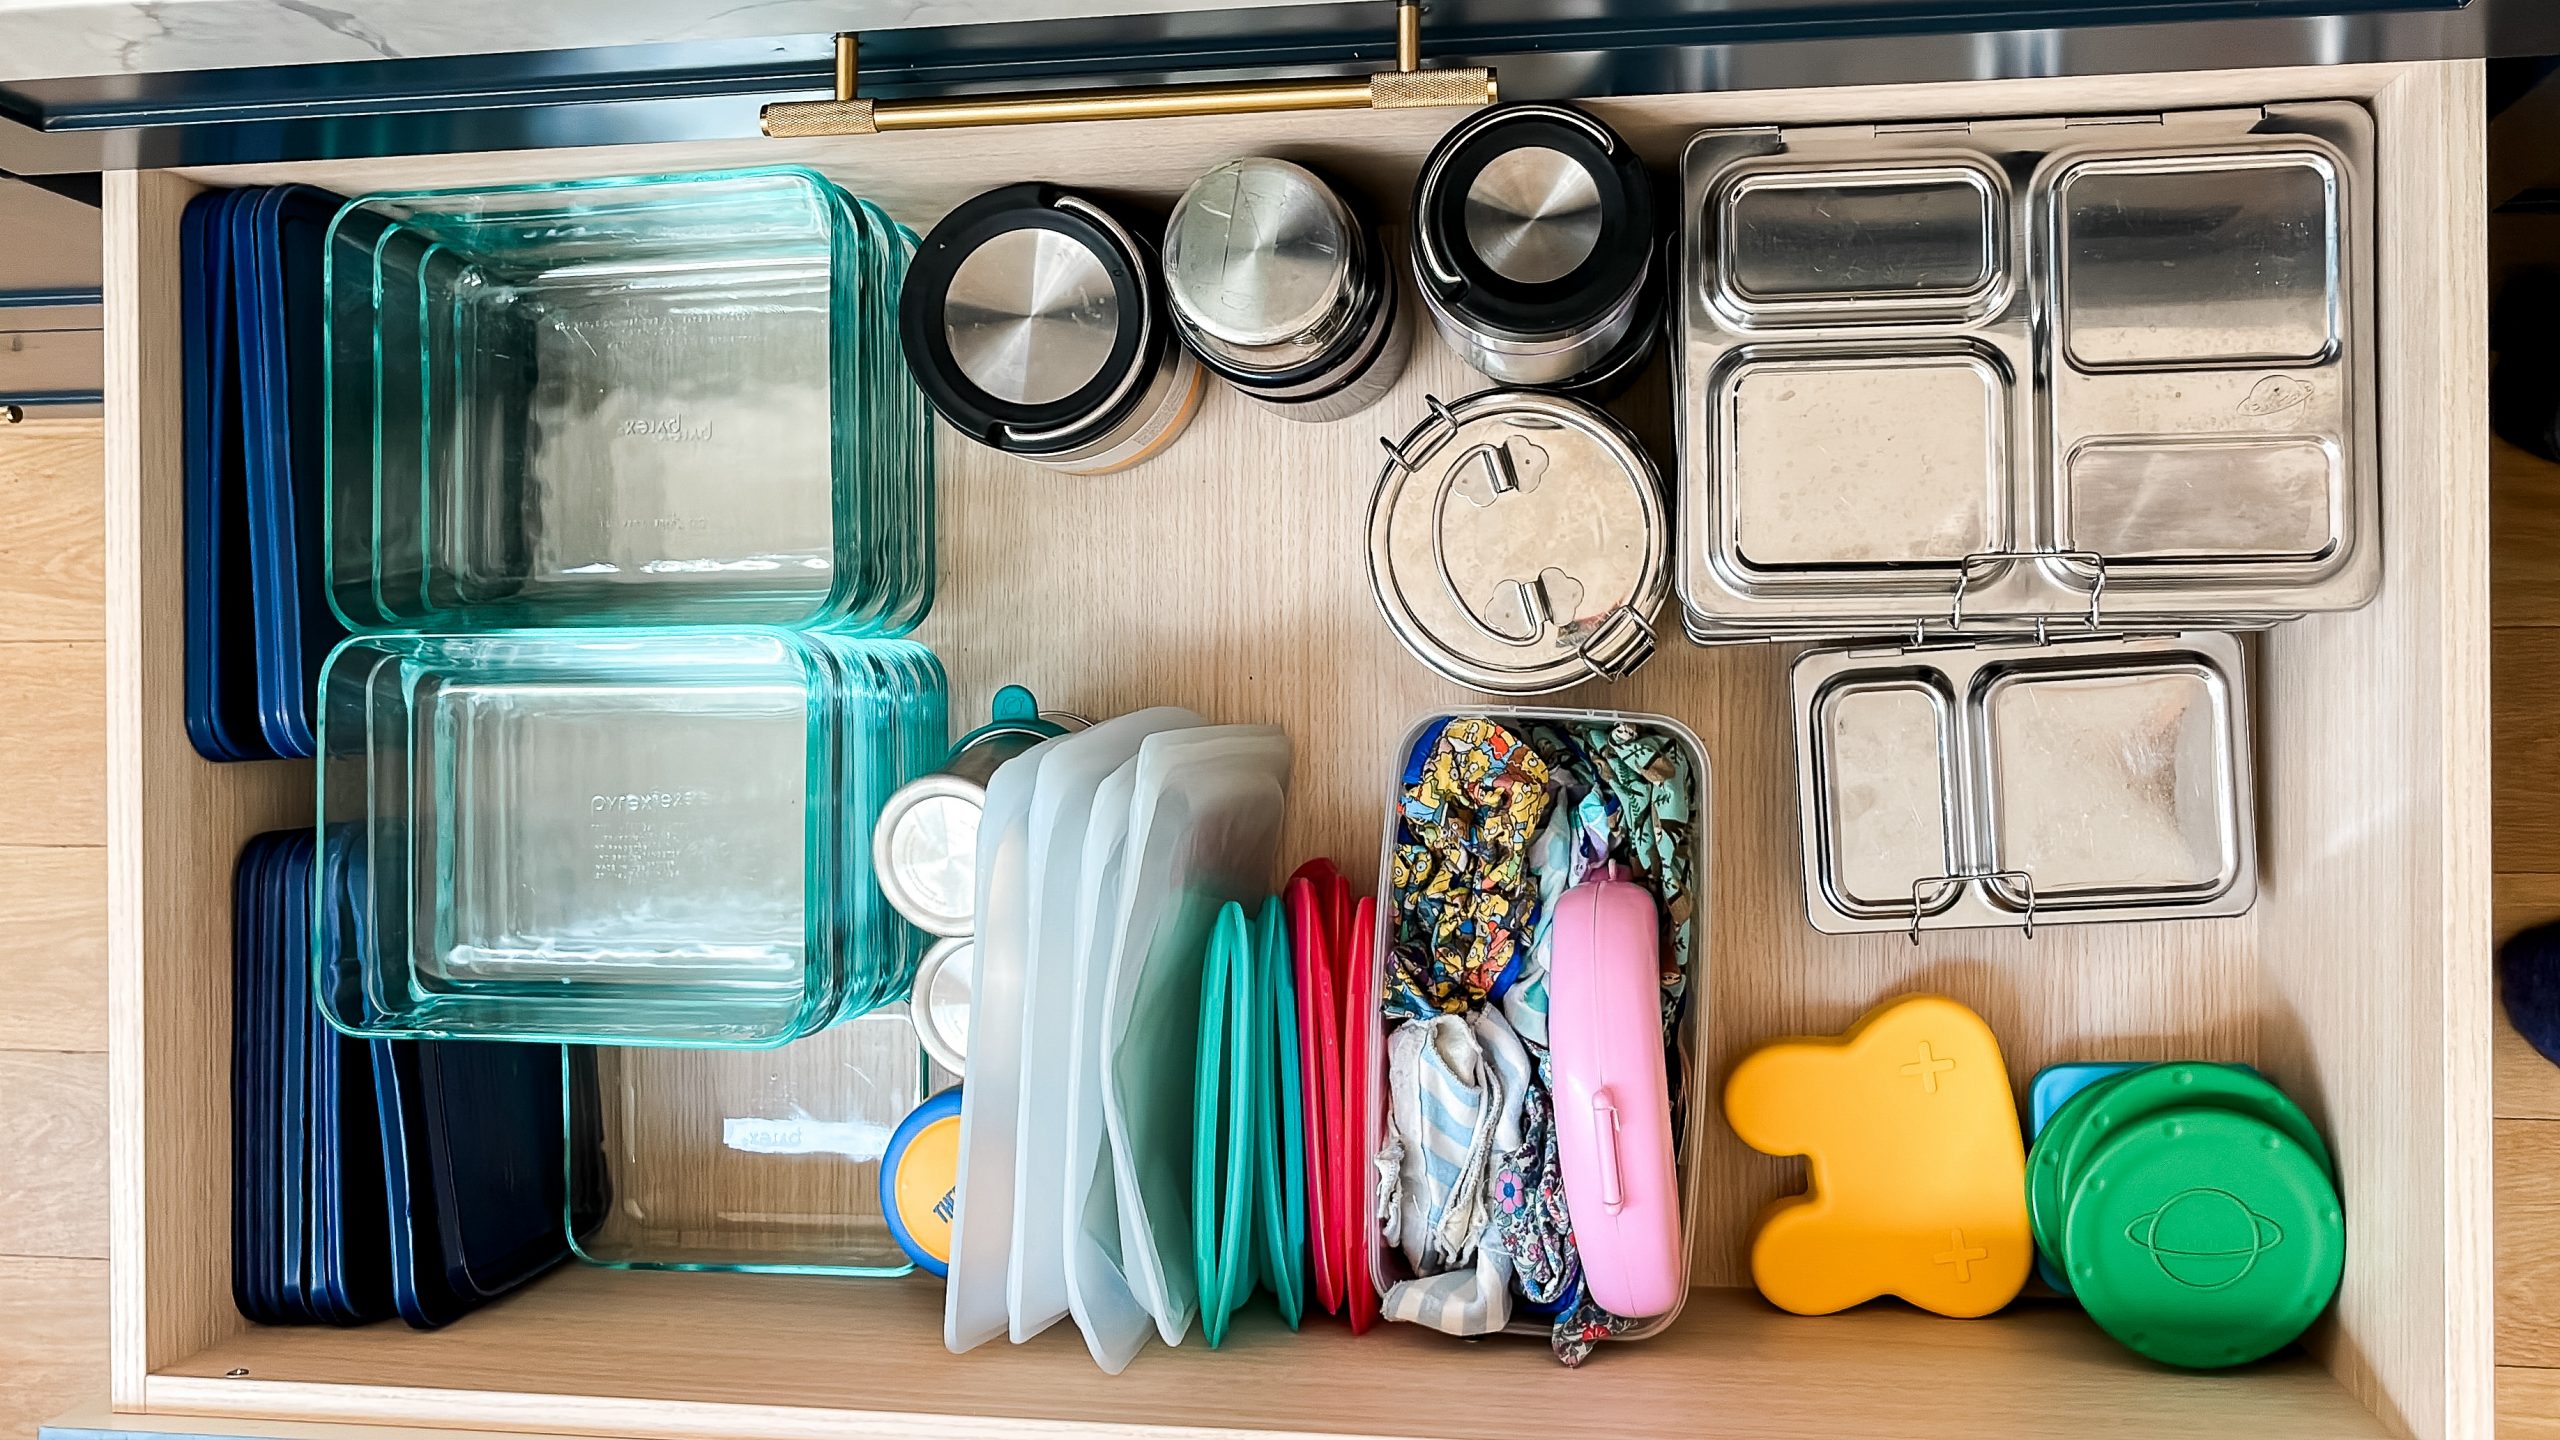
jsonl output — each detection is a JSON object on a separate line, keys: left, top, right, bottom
{"left": 1368, "top": 390, "right": 1667, "bottom": 694}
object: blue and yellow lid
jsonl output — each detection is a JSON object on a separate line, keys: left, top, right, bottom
{"left": 882, "top": 1088, "right": 964, "bottom": 1278}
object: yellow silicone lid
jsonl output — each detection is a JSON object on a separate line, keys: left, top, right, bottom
{"left": 1723, "top": 993, "right": 2031, "bottom": 1318}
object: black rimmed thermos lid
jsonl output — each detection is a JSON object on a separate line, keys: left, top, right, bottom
{"left": 900, "top": 183, "right": 1177, "bottom": 460}
{"left": 1412, "top": 103, "right": 1661, "bottom": 390}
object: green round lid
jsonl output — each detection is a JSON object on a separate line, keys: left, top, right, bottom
{"left": 2028, "top": 1068, "right": 2147, "bottom": 1265}
{"left": 2055, "top": 1064, "right": 2334, "bottom": 1213}
{"left": 2064, "top": 1107, "right": 2344, "bottom": 1369}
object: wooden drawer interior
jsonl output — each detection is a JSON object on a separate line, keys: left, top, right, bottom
{"left": 100, "top": 59, "right": 2489, "bottom": 1440}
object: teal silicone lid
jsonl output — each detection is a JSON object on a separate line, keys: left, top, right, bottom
{"left": 1194, "top": 901, "right": 1272, "bottom": 1347}
{"left": 1255, "top": 896, "right": 1306, "bottom": 1327}
{"left": 2063, "top": 1106, "right": 2344, "bottom": 1369}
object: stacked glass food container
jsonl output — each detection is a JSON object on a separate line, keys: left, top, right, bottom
{"left": 315, "top": 165, "right": 946, "bottom": 1050}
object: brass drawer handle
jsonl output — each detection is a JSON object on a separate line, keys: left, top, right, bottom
{"left": 761, "top": 2, "right": 1496, "bottom": 138}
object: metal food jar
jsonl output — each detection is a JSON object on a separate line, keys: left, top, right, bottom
{"left": 871, "top": 686, "right": 1078, "bottom": 937}
{"left": 901, "top": 183, "right": 1204, "bottom": 475}
{"left": 1161, "top": 158, "right": 1411, "bottom": 423}
{"left": 1367, "top": 389, "right": 1668, "bottom": 694}
{"left": 1412, "top": 103, "right": 1662, "bottom": 393}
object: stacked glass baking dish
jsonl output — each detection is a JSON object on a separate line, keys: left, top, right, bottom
{"left": 315, "top": 166, "right": 946, "bottom": 1049}
{"left": 324, "top": 166, "right": 933, "bottom": 633}
{"left": 1669, "top": 103, "right": 2380, "bottom": 938}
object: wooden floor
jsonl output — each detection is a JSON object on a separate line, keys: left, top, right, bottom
{"left": 4, "top": 426, "right": 2560, "bottom": 1436}
{"left": 2492, "top": 434, "right": 2560, "bottom": 1438}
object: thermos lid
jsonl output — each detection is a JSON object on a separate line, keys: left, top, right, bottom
{"left": 1413, "top": 103, "right": 1656, "bottom": 342}
{"left": 947, "top": 228, "right": 1121, "bottom": 407}
{"left": 900, "top": 183, "right": 1173, "bottom": 456}
{"left": 1465, "top": 144, "right": 1605, "bottom": 286}
{"left": 1163, "top": 158, "right": 1363, "bottom": 373}
{"left": 872, "top": 774, "right": 985, "bottom": 938}
{"left": 1368, "top": 390, "right": 1667, "bottom": 695}
{"left": 881, "top": 1088, "right": 965, "bottom": 1277}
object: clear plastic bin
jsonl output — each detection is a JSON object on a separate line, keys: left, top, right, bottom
{"left": 1366, "top": 707, "right": 1712, "bottom": 1342}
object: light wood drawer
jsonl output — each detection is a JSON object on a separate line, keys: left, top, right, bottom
{"left": 98, "top": 58, "right": 2491, "bottom": 1440}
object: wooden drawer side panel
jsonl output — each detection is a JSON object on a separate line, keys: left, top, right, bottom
{"left": 104, "top": 168, "right": 304, "bottom": 1402}
{"left": 2255, "top": 60, "right": 2493, "bottom": 1440}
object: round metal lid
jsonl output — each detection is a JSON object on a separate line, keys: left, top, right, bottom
{"left": 1464, "top": 145, "right": 1605, "bottom": 285}
{"left": 1367, "top": 390, "right": 1667, "bottom": 695}
{"left": 1412, "top": 103, "right": 1657, "bottom": 347}
{"left": 910, "top": 936, "right": 973, "bottom": 1076}
{"left": 899, "top": 184, "right": 1165, "bottom": 457}
{"left": 943, "top": 225, "right": 1122, "bottom": 408}
{"left": 871, "top": 773, "right": 984, "bottom": 938}
{"left": 1163, "top": 158, "right": 1357, "bottom": 352}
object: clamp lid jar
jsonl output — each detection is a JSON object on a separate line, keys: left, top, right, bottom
{"left": 1367, "top": 389, "right": 1668, "bottom": 695}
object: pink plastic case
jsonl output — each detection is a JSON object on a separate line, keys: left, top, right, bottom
{"left": 1365, "top": 707, "right": 1709, "bottom": 1344}
{"left": 1547, "top": 866, "right": 1683, "bottom": 1319}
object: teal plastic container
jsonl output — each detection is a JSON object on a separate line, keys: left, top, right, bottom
{"left": 313, "top": 628, "right": 947, "bottom": 1047}
{"left": 323, "top": 167, "right": 933, "bottom": 634}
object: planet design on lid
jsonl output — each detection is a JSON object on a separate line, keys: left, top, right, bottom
{"left": 2124, "top": 1187, "right": 2285, "bottom": 1290}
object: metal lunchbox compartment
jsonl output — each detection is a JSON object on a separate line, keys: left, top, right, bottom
{"left": 1790, "top": 630, "right": 2258, "bottom": 936}
{"left": 1675, "top": 102, "right": 2379, "bottom": 641}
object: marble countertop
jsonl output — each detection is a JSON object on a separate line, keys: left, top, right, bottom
{"left": 0, "top": 0, "right": 1315, "bottom": 83}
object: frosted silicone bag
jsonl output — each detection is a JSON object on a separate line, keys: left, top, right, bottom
{"left": 1097, "top": 726, "right": 1293, "bottom": 1347}
{"left": 1064, "top": 755, "right": 1156, "bottom": 1373}
{"left": 943, "top": 734, "right": 1066, "bottom": 1354}
{"left": 1007, "top": 709, "right": 1204, "bottom": 1344}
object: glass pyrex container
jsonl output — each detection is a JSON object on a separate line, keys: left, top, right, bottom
{"left": 314, "top": 629, "right": 947, "bottom": 1047}
{"left": 325, "top": 167, "right": 935, "bottom": 634}
{"left": 1366, "top": 706, "right": 1712, "bottom": 1344}
{"left": 565, "top": 1008, "right": 938, "bottom": 1274}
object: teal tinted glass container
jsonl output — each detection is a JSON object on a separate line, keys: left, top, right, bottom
{"left": 324, "top": 167, "right": 934, "bottom": 634}
{"left": 564, "top": 1008, "right": 940, "bottom": 1275}
{"left": 314, "top": 629, "right": 947, "bottom": 1047}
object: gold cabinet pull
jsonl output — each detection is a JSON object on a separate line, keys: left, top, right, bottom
{"left": 761, "top": 2, "right": 1494, "bottom": 138}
